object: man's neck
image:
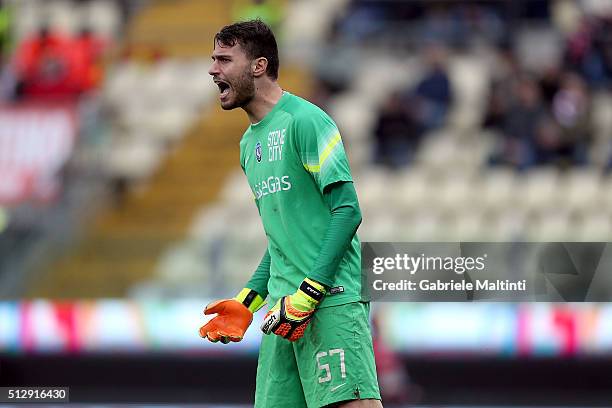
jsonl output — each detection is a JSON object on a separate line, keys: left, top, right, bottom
{"left": 243, "top": 82, "right": 284, "bottom": 124}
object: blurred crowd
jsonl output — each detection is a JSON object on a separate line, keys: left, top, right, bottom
{"left": 325, "top": 0, "right": 612, "bottom": 172}
{"left": 484, "top": 49, "right": 592, "bottom": 169}
{"left": 485, "top": 8, "right": 612, "bottom": 171}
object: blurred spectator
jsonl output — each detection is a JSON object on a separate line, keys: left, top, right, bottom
{"left": 538, "top": 65, "right": 562, "bottom": 105}
{"left": 547, "top": 72, "right": 591, "bottom": 165}
{"left": 489, "top": 76, "right": 549, "bottom": 169}
{"left": 564, "top": 14, "right": 612, "bottom": 87}
{"left": 411, "top": 43, "right": 453, "bottom": 132}
{"left": 373, "top": 43, "right": 452, "bottom": 169}
{"left": 373, "top": 91, "right": 421, "bottom": 169}
{"left": 13, "top": 26, "right": 82, "bottom": 98}
{"left": 12, "top": 25, "right": 108, "bottom": 99}
{"left": 483, "top": 46, "right": 522, "bottom": 129}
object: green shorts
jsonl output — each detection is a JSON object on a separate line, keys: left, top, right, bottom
{"left": 255, "top": 301, "right": 381, "bottom": 408}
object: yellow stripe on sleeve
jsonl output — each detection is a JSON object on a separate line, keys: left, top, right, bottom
{"left": 303, "top": 132, "right": 342, "bottom": 173}
{"left": 304, "top": 163, "right": 320, "bottom": 172}
{"left": 319, "top": 132, "right": 342, "bottom": 167}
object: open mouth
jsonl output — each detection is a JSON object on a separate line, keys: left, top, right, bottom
{"left": 215, "top": 80, "right": 230, "bottom": 99}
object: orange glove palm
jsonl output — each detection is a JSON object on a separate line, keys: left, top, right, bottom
{"left": 199, "top": 299, "right": 253, "bottom": 344}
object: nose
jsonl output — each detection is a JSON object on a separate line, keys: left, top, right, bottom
{"left": 208, "top": 60, "right": 219, "bottom": 76}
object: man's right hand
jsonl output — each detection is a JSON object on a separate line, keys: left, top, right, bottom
{"left": 199, "top": 288, "right": 265, "bottom": 344}
{"left": 199, "top": 299, "right": 253, "bottom": 343}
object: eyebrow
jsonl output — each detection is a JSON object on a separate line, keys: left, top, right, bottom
{"left": 212, "top": 54, "right": 232, "bottom": 60}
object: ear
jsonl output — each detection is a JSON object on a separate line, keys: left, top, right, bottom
{"left": 252, "top": 57, "right": 269, "bottom": 78}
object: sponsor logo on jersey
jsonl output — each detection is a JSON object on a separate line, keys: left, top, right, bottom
{"left": 261, "top": 311, "right": 278, "bottom": 333}
{"left": 252, "top": 175, "right": 292, "bottom": 199}
{"left": 268, "top": 129, "right": 286, "bottom": 162}
{"left": 329, "top": 286, "right": 345, "bottom": 295}
{"left": 255, "top": 141, "right": 262, "bottom": 163}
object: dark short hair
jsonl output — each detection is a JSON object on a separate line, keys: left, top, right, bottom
{"left": 214, "top": 19, "right": 279, "bottom": 80}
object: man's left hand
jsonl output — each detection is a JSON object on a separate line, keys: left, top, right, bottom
{"left": 260, "top": 278, "right": 326, "bottom": 341}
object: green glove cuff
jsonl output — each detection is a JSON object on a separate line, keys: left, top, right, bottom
{"left": 235, "top": 288, "right": 266, "bottom": 313}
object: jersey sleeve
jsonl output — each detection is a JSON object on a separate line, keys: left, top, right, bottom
{"left": 292, "top": 110, "right": 353, "bottom": 193}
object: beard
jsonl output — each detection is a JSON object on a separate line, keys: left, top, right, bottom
{"left": 221, "top": 68, "right": 255, "bottom": 110}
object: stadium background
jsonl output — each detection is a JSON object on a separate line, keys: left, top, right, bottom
{"left": 1, "top": 0, "right": 612, "bottom": 406}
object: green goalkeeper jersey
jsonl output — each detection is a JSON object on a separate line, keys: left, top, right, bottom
{"left": 239, "top": 91, "right": 363, "bottom": 308}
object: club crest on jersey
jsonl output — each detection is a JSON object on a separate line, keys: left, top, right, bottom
{"left": 255, "top": 141, "right": 262, "bottom": 163}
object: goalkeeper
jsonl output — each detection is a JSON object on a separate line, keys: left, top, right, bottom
{"left": 201, "top": 19, "right": 382, "bottom": 408}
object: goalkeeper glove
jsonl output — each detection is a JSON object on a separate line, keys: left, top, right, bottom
{"left": 199, "top": 288, "right": 265, "bottom": 344}
{"left": 260, "top": 278, "right": 326, "bottom": 342}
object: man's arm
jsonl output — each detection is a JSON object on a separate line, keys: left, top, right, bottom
{"left": 308, "top": 181, "right": 362, "bottom": 288}
{"left": 243, "top": 249, "right": 271, "bottom": 300}
{"left": 259, "top": 111, "right": 362, "bottom": 341}
{"left": 228, "top": 249, "right": 270, "bottom": 313}
{"left": 260, "top": 181, "right": 361, "bottom": 341}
